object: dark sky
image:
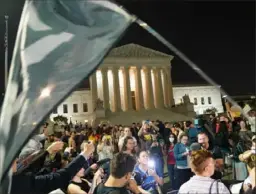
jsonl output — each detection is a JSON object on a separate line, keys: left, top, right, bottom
{"left": 0, "top": 0, "right": 255, "bottom": 105}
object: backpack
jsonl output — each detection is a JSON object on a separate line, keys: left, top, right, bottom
{"left": 209, "top": 179, "right": 221, "bottom": 194}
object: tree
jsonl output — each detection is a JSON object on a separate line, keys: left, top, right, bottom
{"left": 204, "top": 107, "right": 218, "bottom": 114}
{"left": 53, "top": 115, "right": 68, "bottom": 125}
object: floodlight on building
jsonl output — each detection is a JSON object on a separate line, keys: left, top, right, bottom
{"left": 40, "top": 87, "right": 51, "bottom": 98}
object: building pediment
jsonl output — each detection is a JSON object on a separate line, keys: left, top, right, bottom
{"left": 107, "top": 43, "right": 173, "bottom": 60}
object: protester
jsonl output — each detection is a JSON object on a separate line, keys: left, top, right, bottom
{"left": 134, "top": 151, "right": 164, "bottom": 194}
{"left": 173, "top": 134, "right": 193, "bottom": 189}
{"left": 94, "top": 152, "right": 139, "bottom": 194}
{"left": 197, "top": 132, "right": 224, "bottom": 179}
{"left": 118, "top": 127, "right": 137, "bottom": 151}
{"left": 239, "top": 135, "right": 256, "bottom": 172}
{"left": 228, "top": 132, "right": 248, "bottom": 181}
{"left": 167, "top": 132, "right": 177, "bottom": 190}
{"left": 67, "top": 164, "right": 103, "bottom": 194}
{"left": 164, "top": 122, "right": 172, "bottom": 144}
{"left": 97, "top": 135, "right": 114, "bottom": 160}
{"left": 8, "top": 115, "right": 256, "bottom": 194}
{"left": 121, "top": 136, "right": 136, "bottom": 157}
{"left": 248, "top": 110, "right": 256, "bottom": 134}
{"left": 186, "top": 121, "right": 198, "bottom": 145}
{"left": 178, "top": 150, "right": 230, "bottom": 194}
{"left": 173, "top": 123, "right": 184, "bottom": 143}
{"left": 138, "top": 120, "right": 159, "bottom": 150}
{"left": 244, "top": 167, "right": 256, "bottom": 194}
{"left": 11, "top": 142, "right": 95, "bottom": 194}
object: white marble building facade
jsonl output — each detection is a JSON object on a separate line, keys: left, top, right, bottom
{"left": 49, "top": 90, "right": 94, "bottom": 123}
{"left": 50, "top": 44, "right": 193, "bottom": 124}
{"left": 173, "top": 85, "right": 224, "bottom": 115}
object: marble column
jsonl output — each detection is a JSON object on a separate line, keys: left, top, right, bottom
{"left": 166, "top": 66, "right": 174, "bottom": 106}
{"left": 89, "top": 72, "right": 98, "bottom": 111}
{"left": 112, "top": 67, "right": 122, "bottom": 112}
{"left": 154, "top": 67, "right": 164, "bottom": 108}
{"left": 162, "top": 68, "right": 170, "bottom": 108}
{"left": 123, "top": 67, "right": 133, "bottom": 111}
{"left": 134, "top": 66, "right": 144, "bottom": 110}
{"left": 101, "top": 68, "right": 110, "bottom": 111}
{"left": 143, "top": 67, "right": 154, "bottom": 109}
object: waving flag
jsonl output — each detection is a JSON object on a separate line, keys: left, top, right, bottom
{"left": 0, "top": 0, "right": 133, "bottom": 191}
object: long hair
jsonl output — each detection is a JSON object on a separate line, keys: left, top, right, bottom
{"left": 219, "top": 121, "right": 228, "bottom": 134}
{"left": 166, "top": 132, "right": 178, "bottom": 148}
{"left": 121, "top": 136, "right": 136, "bottom": 154}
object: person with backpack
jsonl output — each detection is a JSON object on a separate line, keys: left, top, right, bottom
{"left": 178, "top": 150, "right": 229, "bottom": 194}
{"left": 94, "top": 152, "right": 141, "bottom": 194}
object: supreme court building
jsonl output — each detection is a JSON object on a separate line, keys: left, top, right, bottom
{"left": 50, "top": 44, "right": 193, "bottom": 125}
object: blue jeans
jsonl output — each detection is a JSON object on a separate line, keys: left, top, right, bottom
{"left": 167, "top": 164, "right": 175, "bottom": 188}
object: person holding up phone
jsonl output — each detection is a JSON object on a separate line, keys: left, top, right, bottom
{"left": 97, "top": 136, "right": 114, "bottom": 160}
{"left": 134, "top": 151, "right": 164, "bottom": 194}
{"left": 138, "top": 120, "right": 159, "bottom": 150}
{"left": 11, "top": 142, "right": 95, "bottom": 194}
{"left": 149, "top": 133, "right": 165, "bottom": 180}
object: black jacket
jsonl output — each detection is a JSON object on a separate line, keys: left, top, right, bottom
{"left": 11, "top": 154, "right": 88, "bottom": 194}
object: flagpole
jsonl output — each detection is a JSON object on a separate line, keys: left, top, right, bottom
{"left": 4, "top": 15, "right": 9, "bottom": 90}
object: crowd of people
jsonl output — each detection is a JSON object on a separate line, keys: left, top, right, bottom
{"left": 9, "top": 110, "right": 256, "bottom": 194}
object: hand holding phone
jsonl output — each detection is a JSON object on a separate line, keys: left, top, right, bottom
{"left": 148, "top": 169, "right": 156, "bottom": 176}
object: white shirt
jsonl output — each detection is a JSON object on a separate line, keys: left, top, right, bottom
{"left": 178, "top": 175, "right": 230, "bottom": 194}
{"left": 248, "top": 116, "right": 256, "bottom": 132}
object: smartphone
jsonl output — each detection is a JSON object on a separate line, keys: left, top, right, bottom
{"left": 194, "top": 119, "right": 199, "bottom": 125}
{"left": 148, "top": 160, "right": 155, "bottom": 171}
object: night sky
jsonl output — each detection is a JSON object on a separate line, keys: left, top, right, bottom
{"left": 0, "top": 0, "right": 255, "bottom": 105}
